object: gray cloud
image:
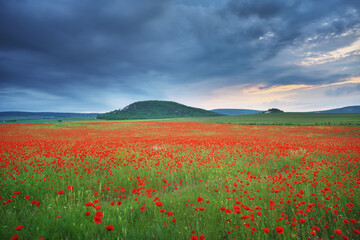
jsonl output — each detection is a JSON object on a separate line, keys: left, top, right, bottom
{"left": 0, "top": 0, "right": 359, "bottom": 111}
{"left": 326, "top": 84, "right": 360, "bottom": 96}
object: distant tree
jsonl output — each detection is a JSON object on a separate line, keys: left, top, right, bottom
{"left": 263, "top": 108, "right": 284, "bottom": 114}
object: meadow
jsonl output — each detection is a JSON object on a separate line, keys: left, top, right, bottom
{"left": 2, "top": 112, "right": 360, "bottom": 126}
{"left": 0, "top": 122, "right": 359, "bottom": 239}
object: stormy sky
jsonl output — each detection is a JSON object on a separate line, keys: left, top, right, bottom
{"left": 1, "top": 0, "right": 359, "bottom": 112}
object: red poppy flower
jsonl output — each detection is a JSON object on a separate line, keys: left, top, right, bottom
{"left": 156, "top": 202, "right": 163, "bottom": 207}
{"left": 334, "top": 229, "right": 342, "bottom": 235}
{"left": 199, "top": 234, "right": 205, "bottom": 240}
{"left": 57, "top": 190, "right": 65, "bottom": 195}
{"left": 275, "top": 226, "right": 284, "bottom": 235}
{"left": 190, "top": 235, "right": 197, "bottom": 240}
{"left": 140, "top": 206, "right": 146, "bottom": 211}
{"left": 299, "top": 218, "right": 306, "bottom": 224}
{"left": 94, "top": 216, "right": 102, "bottom": 224}
{"left": 11, "top": 234, "right": 19, "bottom": 240}
{"left": 15, "top": 225, "right": 23, "bottom": 231}
{"left": 95, "top": 211, "right": 103, "bottom": 218}
{"left": 197, "top": 197, "right": 203, "bottom": 203}
{"left": 263, "top": 228, "right": 270, "bottom": 234}
{"left": 312, "top": 226, "right": 320, "bottom": 232}
{"left": 105, "top": 224, "right": 114, "bottom": 231}
{"left": 85, "top": 211, "right": 91, "bottom": 216}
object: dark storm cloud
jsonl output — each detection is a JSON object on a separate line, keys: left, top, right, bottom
{"left": 0, "top": 0, "right": 359, "bottom": 111}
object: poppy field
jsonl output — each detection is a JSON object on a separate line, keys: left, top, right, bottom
{"left": 0, "top": 122, "right": 359, "bottom": 240}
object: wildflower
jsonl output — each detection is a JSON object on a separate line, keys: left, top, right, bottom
{"left": 334, "top": 229, "right": 342, "bottom": 235}
{"left": 95, "top": 211, "right": 103, "bottom": 218}
{"left": 105, "top": 225, "right": 114, "bottom": 231}
{"left": 94, "top": 216, "right": 102, "bottom": 224}
{"left": 11, "top": 234, "right": 19, "bottom": 240}
{"left": 312, "top": 226, "right": 320, "bottom": 232}
{"left": 15, "top": 225, "right": 23, "bottom": 231}
{"left": 275, "top": 226, "right": 284, "bottom": 234}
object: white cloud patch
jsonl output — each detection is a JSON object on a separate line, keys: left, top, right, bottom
{"left": 300, "top": 38, "right": 360, "bottom": 66}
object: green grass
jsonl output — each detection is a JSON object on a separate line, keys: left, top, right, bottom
{"left": 2, "top": 113, "right": 360, "bottom": 126}
{"left": 0, "top": 117, "right": 101, "bottom": 124}
{"left": 182, "top": 112, "right": 360, "bottom": 126}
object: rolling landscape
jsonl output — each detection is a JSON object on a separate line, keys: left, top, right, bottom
{"left": 1, "top": 1, "right": 360, "bottom": 240}
{"left": 1, "top": 101, "right": 360, "bottom": 126}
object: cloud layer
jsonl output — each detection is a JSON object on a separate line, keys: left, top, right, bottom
{"left": 0, "top": 0, "right": 359, "bottom": 111}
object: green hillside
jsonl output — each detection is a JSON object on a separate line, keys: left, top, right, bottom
{"left": 97, "top": 100, "right": 223, "bottom": 120}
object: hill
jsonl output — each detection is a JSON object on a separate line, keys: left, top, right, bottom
{"left": 97, "top": 100, "right": 223, "bottom": 120}
{"left": 211, "top": 109, "right": 262, "bottom": 115}
{"left": 314, "top": 105, "right": 360, "bottom": 113}
{"left": 0, "top": 111, "right": 100, "bottom": 121}
{"left": 263, "top": 108, "right": 284, "bottom": 114}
